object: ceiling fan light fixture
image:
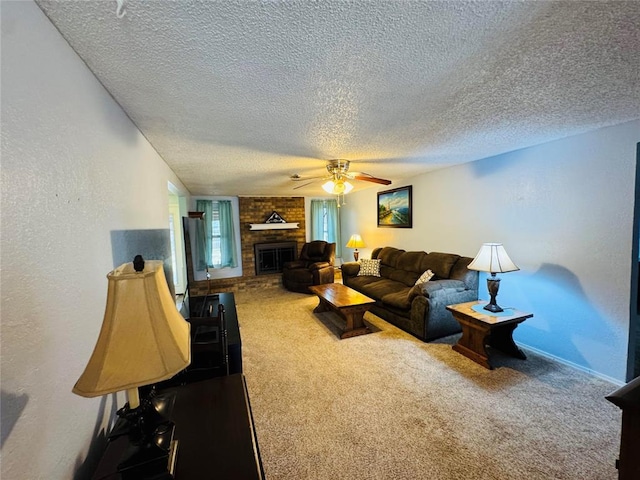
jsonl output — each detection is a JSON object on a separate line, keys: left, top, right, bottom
{"left": 321, "top": 180, "right": 334, "bottom": 194}
{"left": 322, "top": 180, "right": 353, "bottom": 195}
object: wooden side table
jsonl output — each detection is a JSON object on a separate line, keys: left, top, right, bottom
{"left": 606, "top": 376, "right": 640, "bottom": 479}
{"left": 446, "top": 301, "right": 533, "bottom": 369}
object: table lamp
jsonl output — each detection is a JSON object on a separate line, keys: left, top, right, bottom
{"left": 346, "top": 234, "right": 366, "bottom": 261}
{"left": 73, "top": 256, "right": 190, "bottom": 478}
{"left": 467, "top": 243, "right": 519, "bottom": 313}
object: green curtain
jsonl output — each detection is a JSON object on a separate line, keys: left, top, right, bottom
{"left": 195, "top": 199, "right": 238, "bottom": 269}
{"left": 195, "top": 200, "right": 213, "bottom": 270}
{"left": 326, "top": 199, "right": 341, "bottom": 258}
{"left": 218, "top": 200, "right": 238, "bottom": 268}
{"left": 310, "top": 199, "right": 341, "bottom": 258}
{"left": 310, "top": 199, "right": 325, "bottom": 241}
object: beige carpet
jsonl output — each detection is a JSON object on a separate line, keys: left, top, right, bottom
{"left": 235, "top": 287, "right": 621, "bottom": 480}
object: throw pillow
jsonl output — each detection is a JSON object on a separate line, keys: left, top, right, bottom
{"left": 414, "top": 269, "right": 434, "bottom": 286}
{"left": 357, "top": 258, "right": 381, "bottom": 277}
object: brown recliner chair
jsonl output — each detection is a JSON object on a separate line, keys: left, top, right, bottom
{"left": 282, "top": 241, "right": 336, "bottom": 293}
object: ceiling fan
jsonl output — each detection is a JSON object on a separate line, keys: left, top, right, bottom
{"left": 290, "top": 159, "right": 391, "bottom": 195}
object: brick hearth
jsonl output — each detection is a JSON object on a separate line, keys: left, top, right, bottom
{"left": 188, "top": 197, "right": 306, "bottom": 295}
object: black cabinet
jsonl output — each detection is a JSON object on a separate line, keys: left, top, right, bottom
{"left": 92, "top": 375, "right": 264, "bottom": 479}
{"left": 186, "top": 292, "right": 242, "bottom": 375}
{"left": 155, "top": 292, "right": 242, "bottom": 390}
{"left": 606, "top": 376, "right": 640, "bottom": 479}
{"left": 187, "top": 292, "right": 242, "bottom": 375}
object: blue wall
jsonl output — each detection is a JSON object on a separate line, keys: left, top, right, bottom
{"left": 342, "top": 120, "right": 639, "bottom": 383}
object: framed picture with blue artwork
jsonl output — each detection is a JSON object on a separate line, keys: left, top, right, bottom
{"left": 377, "top": 185, "right": 412, "bottom": 228}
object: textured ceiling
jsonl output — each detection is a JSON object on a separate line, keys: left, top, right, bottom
{"left": 35, "top": 0, "right": 640, "bottom": 196}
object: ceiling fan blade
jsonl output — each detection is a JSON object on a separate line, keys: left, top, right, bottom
{"left": 291, "top": 161, "right": 390, "bottom": 190}
{"left": 353, "top": 174, "right": 392, "bottom": 185}
{"left": 293, "top": 180, "right": 318, "bottom": 190}
{"left": 290, "top": 174, "right": 326, "bottom": 181}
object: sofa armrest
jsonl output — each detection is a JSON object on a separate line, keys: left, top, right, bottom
{"left": 411, "top": 285, "right": 476, "bottom": 341}
{"left": 309, "top": 261, "right": 331, "bottom": 271}
{"left": 283, "top": 260, "right": 307, "bottom": 270}
{"left": 341, "top": 262, "right": 360, "bottom": 278}
{"left": 311, "top": 263, "right": 335, "bottom": 285}
{"left": 420, "top": 279, "right": 467, "bottom": 298}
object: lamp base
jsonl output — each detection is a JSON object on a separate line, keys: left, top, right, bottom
{"left": 353, "top": 250, "right": 359, "bottom": 262}
{"left": 118, "top": 422, "right": 177, "bottom": 480}
{"left": 483, "top": 302, "right": 504, "bottom": 313}
{"left": 115, "top": 388, "right": 178, "bottom": 480}
{"left": 110, "top": 389, "right": 176, "bottom": 440}
{"left": 483, "top": 277, "right": 504, "bottom": 313}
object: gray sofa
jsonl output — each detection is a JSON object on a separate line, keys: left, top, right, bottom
{"left": 341, "top": 246, "right": 478, "bottom": 341}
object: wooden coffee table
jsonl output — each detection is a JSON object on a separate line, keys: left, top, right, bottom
{"left": 446, "top": 301, "right": 533, "bottom": 369}
{"left": 308, "top": 283, "right": 376, "bottom": 339}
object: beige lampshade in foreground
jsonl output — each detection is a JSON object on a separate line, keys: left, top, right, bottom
{"left": 467, "top": 243, "right": 519, "bottom": 274}
{"left": 345, "top": 234, "right": 366, "bottom": 249}
{"left": 73, "top": 260, "right": 191, "bottom": 398}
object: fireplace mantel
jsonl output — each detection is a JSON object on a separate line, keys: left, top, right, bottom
{"left": 249, "top": 223, "right": 299, "bottom": 231}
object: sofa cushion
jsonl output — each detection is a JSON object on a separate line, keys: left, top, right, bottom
{"left": 396, "top": 251, "right": 429, "bottom": 273}
{"left": 359, "top": 278, "right": 407, "bottom": 301}
{"left": 421, "top": 279, "right": 468, "bottom": 296}
{"left": 283, "top": 260, "right": 307, "bottom": 270}
{"left": 449, "top": 256, "right": 479, "bottom": 290}
{"left": 306, "top": 241, "right": 327, "bottom": 257}
{"left": 388, "top": 268, "right": 420, "bottom": 286}
{"left": 381, "top": 288, "right": 414, "bottom": 310}
{"left": 357, "top": 258, "right": 381, "bottom": 277}
{"left": 376, "top": 247, "right": 405, "bottom": 268}
{"left": 346, "top": 274, "right": 378, "bottom": 291}
{"left": 415, "top": 269, "right": 434, "bottom": 286}
{"left": 423, "top": 252, "right": 461, "bottom": 279}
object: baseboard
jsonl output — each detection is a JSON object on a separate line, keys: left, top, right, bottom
{"left": 518, "top": 342, "right": 625, "bottom": 387}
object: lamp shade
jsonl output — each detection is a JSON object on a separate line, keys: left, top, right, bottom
{"left": 345, "top": 234, "right": 366, "bottom": 249}
{"left": 322, "top": 179, "right": 354, "bottom": 195}
{"left": 467, "top": 243, "right": 519, "bottom": 274}
{"left": 73, "top": 260, "right": 190, "bottom": 398}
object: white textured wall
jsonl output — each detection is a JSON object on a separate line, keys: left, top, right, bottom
{"left": 1, "top": 2, "right": 189, "bottom": 478}
{"left": 342, "top": 120, "right": 639, "bottom": 383}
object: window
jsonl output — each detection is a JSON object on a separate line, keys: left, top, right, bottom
{"left": 195, "top": 199, "right": 238, "bottom": 269}
{"left": 168, "top": 184, "right": 187, "bottom": 295}
{"left": 209, "top": 205, "right": 222, "bottom": 266}
{"left": 169, "top": 212, "right": 178, "bottom": 284}
{"left": 310, "top": 199, "right": 342, "bottom": 258}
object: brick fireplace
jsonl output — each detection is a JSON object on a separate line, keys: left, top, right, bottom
{"left": 188, "top": 197, "right": 306, "bottom": 295}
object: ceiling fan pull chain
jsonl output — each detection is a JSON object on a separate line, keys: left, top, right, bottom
{"left": 115, "top": 0, "right": 126, "bottom": 18}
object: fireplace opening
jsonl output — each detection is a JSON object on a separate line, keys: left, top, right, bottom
{"left": 254, "top": 242, "right": 297, "bottom": 275}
